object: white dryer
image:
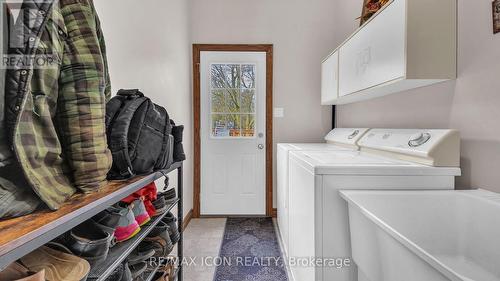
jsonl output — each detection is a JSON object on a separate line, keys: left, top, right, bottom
{"left": 287, "top": 129, "right": 461, "bottom": 281}
{"left": 277, "top": 128, "right": 369, "bottom": 257}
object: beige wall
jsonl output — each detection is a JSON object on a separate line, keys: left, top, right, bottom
{"left": 93, "top": 0, "right": 500, "bottom": 212}
{"left": 191, "top": 0, "right": 336, "bottom": 207}
{"left": 94, "top": 0, "right": 194, "bottom": 214}
{"left": 335, "top": 0, "right": 500, "bottom": 192}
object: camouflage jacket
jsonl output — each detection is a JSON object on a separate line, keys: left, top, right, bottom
{"left": 3, "top": 0, "right": 112, "bottom": 209}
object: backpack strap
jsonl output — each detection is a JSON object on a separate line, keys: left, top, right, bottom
{"left": 106, "top": 89, "right": 144, "bottom": 133}
{"left": 105, "top": 96, "right": 125, "bottom": 132}
{"left": 108, "top": 95, "right": 149, "bottom": 179}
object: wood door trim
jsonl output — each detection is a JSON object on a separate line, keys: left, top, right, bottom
{"left": 192, "top": 44, "right": 274, "bottom": 218}
{"left": 182, "top": 209, "right": 194, "bottom": 231}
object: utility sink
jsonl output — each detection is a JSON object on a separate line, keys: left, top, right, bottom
{"left": 340, "top": 189, "right": 500, "bottom": 281}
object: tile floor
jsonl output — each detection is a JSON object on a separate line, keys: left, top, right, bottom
{"left": 183, "top": 218, "right": 227, "bottom": 281}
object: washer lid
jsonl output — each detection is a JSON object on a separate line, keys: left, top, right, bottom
{"left": 303, "top": 151, "right": 404, "bottom": 165}
{"left": 289, "top": 150, "right": 461, "bottom": 176}
{"left": 277, "top": 143, "right": 353, "bottom": 156}
{"left": 287, "top": 143, "right": 353, "bottom": 151}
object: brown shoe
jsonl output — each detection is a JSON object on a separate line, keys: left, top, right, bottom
{"left": 152, "top": 271, "right": 168, "bottom": 281}
{"left": 20, "top": 246, "right": 90, "bottom": 281}
{"left": 165, "top": 262, "right": 175, "bottom": 281}
{"left": 153, "top": 261, "right": 175, "bottom": 281}
{"left": 0, "top": 262, "right": 45, "bottom": 281}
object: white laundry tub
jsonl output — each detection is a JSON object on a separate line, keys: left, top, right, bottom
{"left": 340, "top": 189, "right": 500, "bottom": 281}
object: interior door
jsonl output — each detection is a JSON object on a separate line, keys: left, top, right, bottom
{"left": 200, "top": 51, "right": 266, "bottom": 215}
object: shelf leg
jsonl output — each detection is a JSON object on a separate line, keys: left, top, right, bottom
{"left": 177, "top": 164, "right": 183, "bottom": 281}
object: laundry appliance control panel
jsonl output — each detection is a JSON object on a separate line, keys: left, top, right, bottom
{"left": 324, "top": 128, "right": 370, "bottom": 148}
{"left": 358, "top": 129, "right": 460, "bottom": 167}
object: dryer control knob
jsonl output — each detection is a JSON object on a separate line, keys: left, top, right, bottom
{"left": 348, "top": 130, "right": 360, "bottom": 139}
{"left": 408, "top": 133, "right": 431, "bottom": 147}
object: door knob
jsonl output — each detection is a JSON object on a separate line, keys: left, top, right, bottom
{"left": 258, "top": 144, "right": 264, "bottom": 150}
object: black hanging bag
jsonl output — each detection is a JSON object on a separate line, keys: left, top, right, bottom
{"left": 170, "top": 119, "right": 186, "bottom": 162}
{"left": 105, "top": 89, "right": 173, "bottom": 180}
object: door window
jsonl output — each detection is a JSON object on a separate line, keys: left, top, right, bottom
{"left": 210, "top": 64, "right": 256, "bottom": 138}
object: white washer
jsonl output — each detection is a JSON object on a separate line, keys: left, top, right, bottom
{"left": 287, "top": 129, "right": 461, "bottom": 281}
{"left": 277, "top": 128, "right": 369, "bottom": 257}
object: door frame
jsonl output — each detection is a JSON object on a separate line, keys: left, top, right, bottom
{"left": 193, "top": 44, "right": 273, "bottom": 218}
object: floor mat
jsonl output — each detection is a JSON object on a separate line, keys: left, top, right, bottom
{"left": 213, "top": 217, "right": 288, "bottom": 281}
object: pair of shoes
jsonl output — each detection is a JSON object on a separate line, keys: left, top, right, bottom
{"left": 19, "top": 245, "right": 90, "bottom": 281}
{"left": 113, "top": 197, "right": 151, "bottom": 243}
{"left": 162, "top": 189, "right": 177, "bottom": 205}
{"left": 121, "top": 183, "right": 158, "bottom": 217}
{"left": 151, "top": 196, "right": 167, "bottom": 216}
{"left": 151, "top": 178, "right": 172, "bottom": 217}
{"left": 141, "top": 222, "right": 174, "bottom": 258}
{"left": 129, "top": 198, "right": 151, "bottom": 226}
{"left": 92, "top": 207, "right": 122, "bottom": 239}
{"left": 162, "top": 212, "right": 180, "bottom": 244}
{"left": 158, "top": 184, "right": 177, "bottom": 206}
{"left": 90, "top": 203, "right": 139, "bottom": 245}
{"left": 63, "top": 220, "right": 114, "bottom": 266}
{"left": 0, "top": 262, "right": 45, "bottom": 281}
{"left": 152, "top": 178, "right": 177, "bottom": 217}
{"left": 74, "top": 203, "right": 139, "bottom": 249}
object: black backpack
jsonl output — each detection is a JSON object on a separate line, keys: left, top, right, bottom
{"left": 105, "top": 89, "right": 173, "bottom": 180}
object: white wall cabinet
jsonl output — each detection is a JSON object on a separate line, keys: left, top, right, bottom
{"left": 321, "top": 0, "right": 457, "bottom": 105}
{"left": 321, "top": 51, "right": 339, "bottom": 105}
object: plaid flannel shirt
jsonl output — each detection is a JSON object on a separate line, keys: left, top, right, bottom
{"left": 3, "top": 0, "right": 112, "bottom": 210}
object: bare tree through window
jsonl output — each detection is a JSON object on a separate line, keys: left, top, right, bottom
{"left": 210, "top": 64, "right": 256, "bottom": 137}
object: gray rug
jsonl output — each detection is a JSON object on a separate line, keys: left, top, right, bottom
{"left": 213, "top": 217, "right": 288, "bottom": 281}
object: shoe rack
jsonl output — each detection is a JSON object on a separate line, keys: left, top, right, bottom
{"left": 0, "top": 161, "right": 185, "bottom": 281}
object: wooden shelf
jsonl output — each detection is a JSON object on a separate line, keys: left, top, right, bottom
{"left": 0, "top": 162, "right": 182, "bottom": 269}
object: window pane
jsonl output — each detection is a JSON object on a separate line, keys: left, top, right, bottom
{"left": 212, "top": 114, "right": 229, "bottom": 137}
{"left": 241, "top": 64, "right": 255, "bottom": 89}
{"left": 210, "top": 63, "right": 256, "bottom": 138}
{"left": 241, "top": 90, "right": 255, "bottom": 113}
{"left": 211, "top": 64, "right": 240, "bottom": 88}
{"left": 225, "top": 89, "right": 240, "bottom": 113}
{"left": 226, "top": 114, "right": 241, "bottom": 137}
{"left": 241, "top": 114, "right": 255, "bottom": 137}
{"left": 211, "top": 90, "right": 226, "bottom": 113}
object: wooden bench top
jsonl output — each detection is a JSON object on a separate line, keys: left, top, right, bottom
{"left": 0, "top": 162, "right": 181, "bottom": 268}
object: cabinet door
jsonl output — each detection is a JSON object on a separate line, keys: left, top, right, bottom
{"left": 338, "top": 0, "right": 406, "bottom": 97}
{"left": 321, "top": 51, "right": 339, "bottom": 105}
